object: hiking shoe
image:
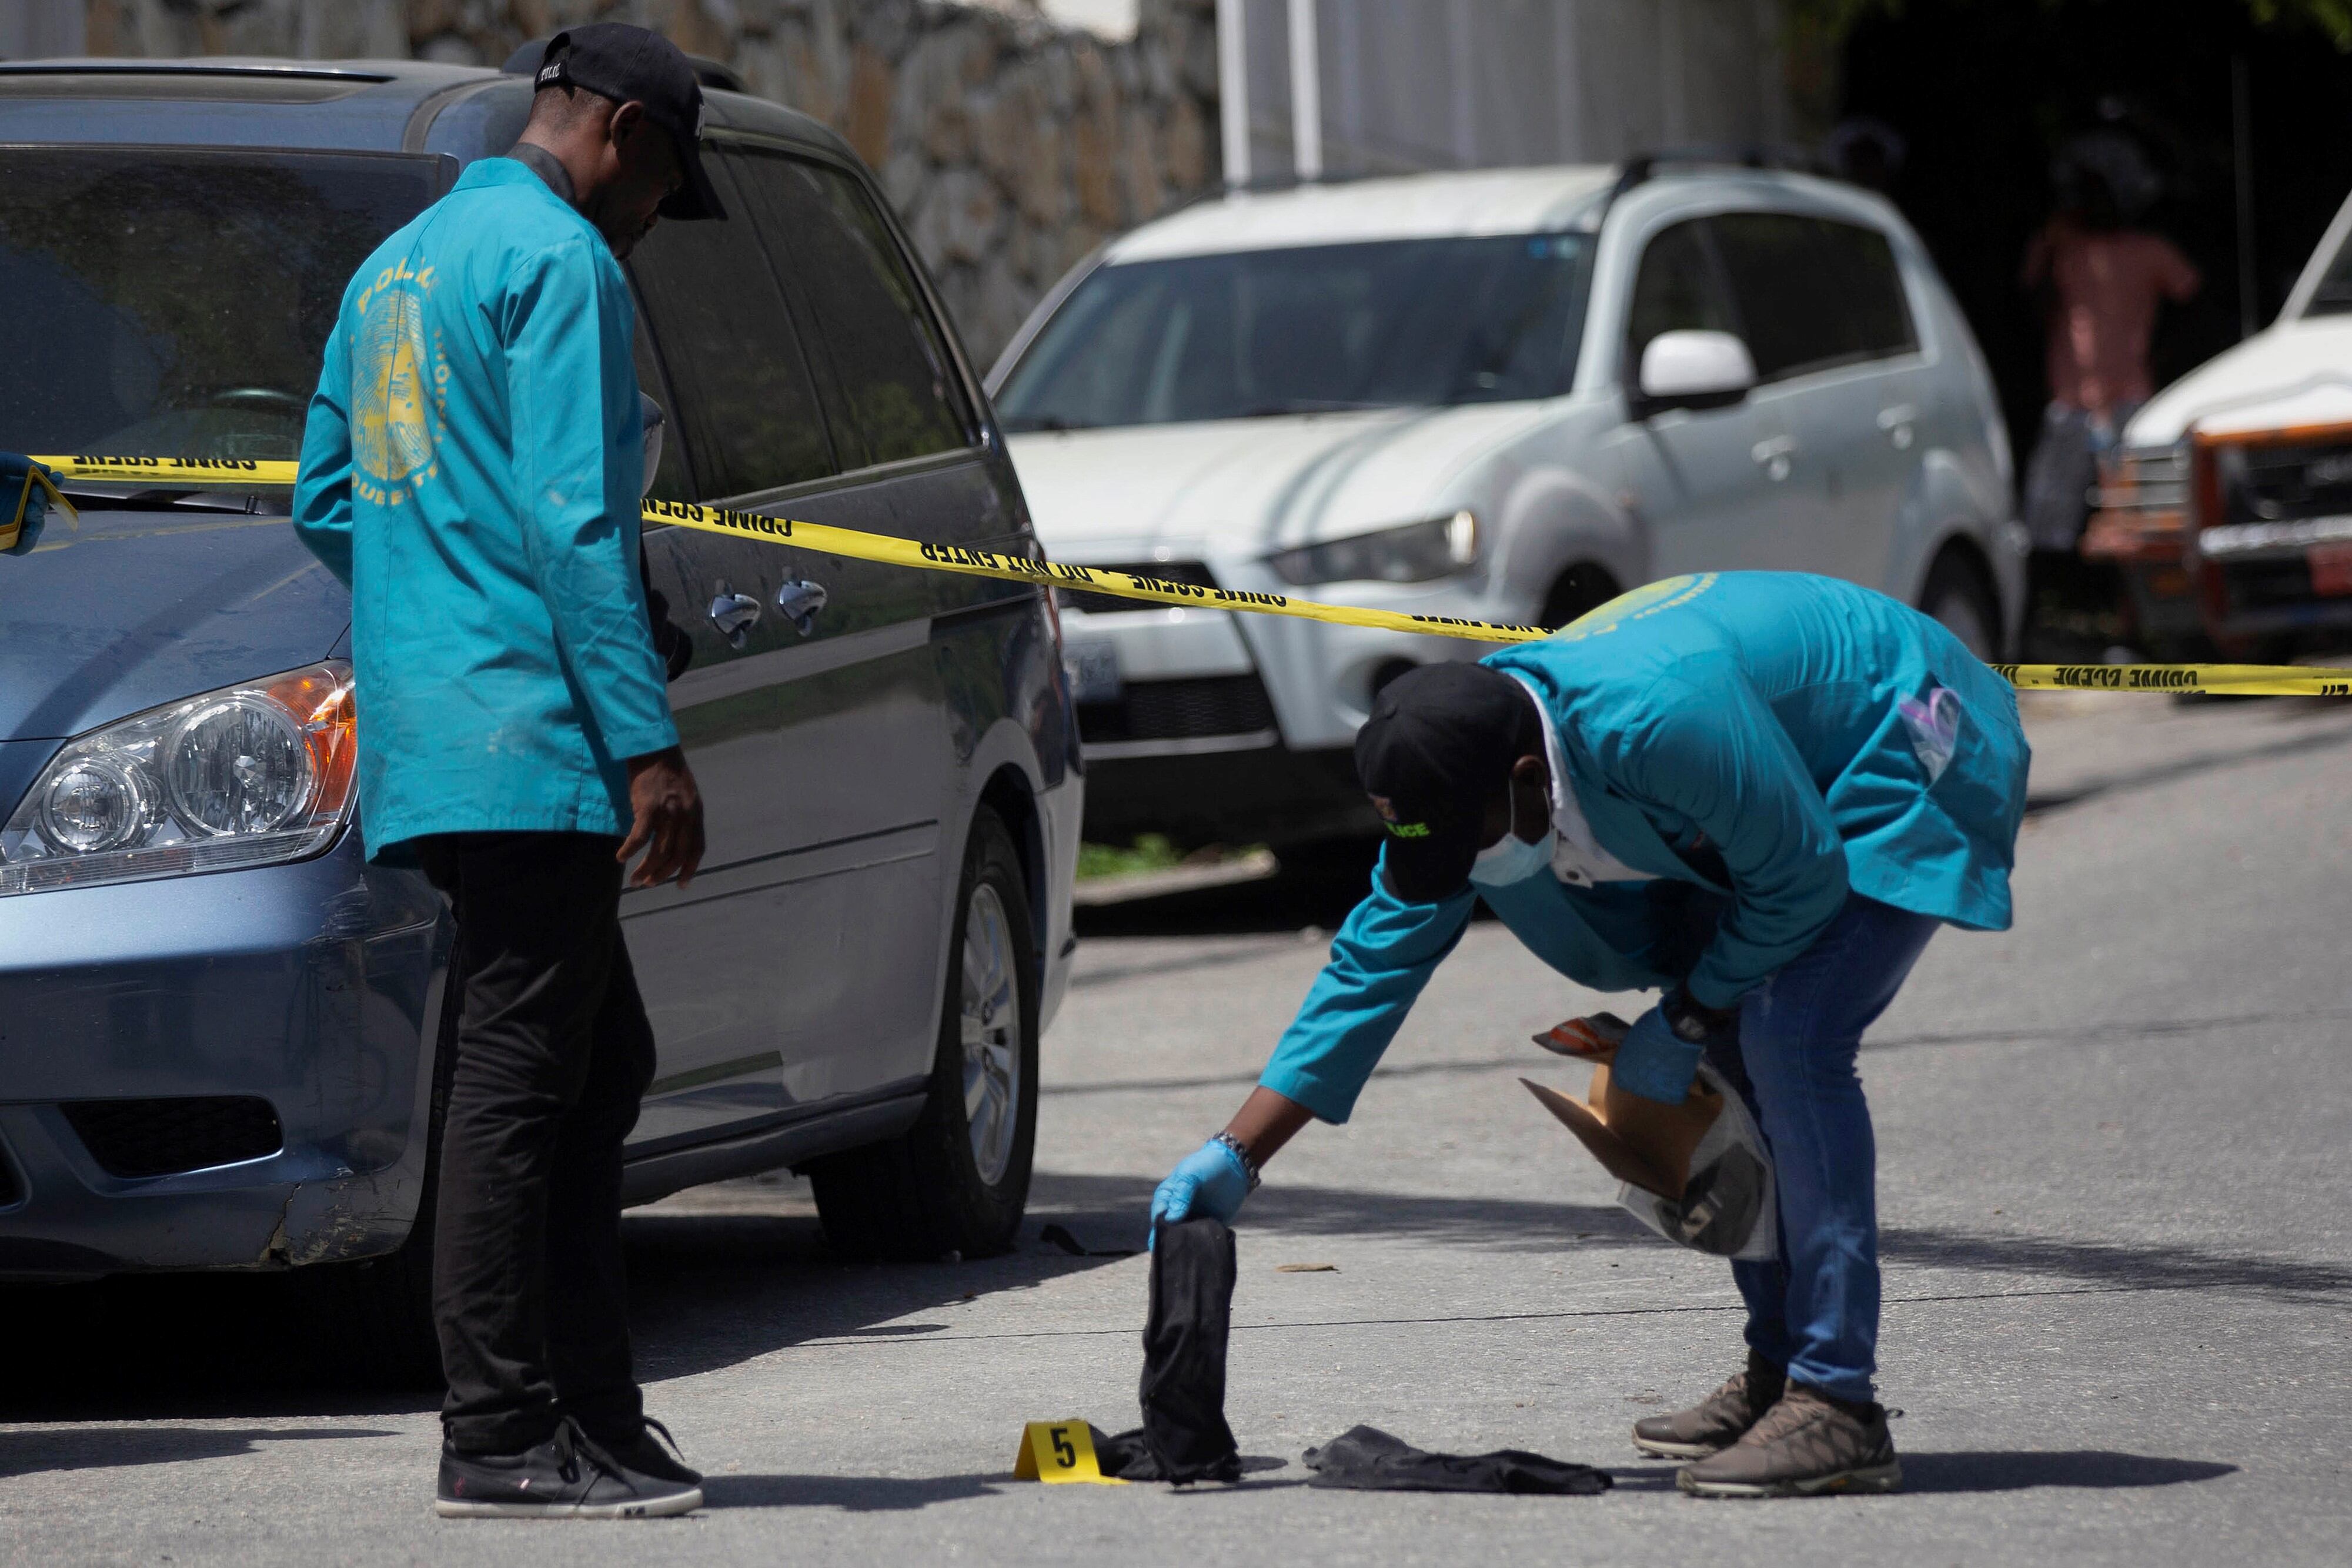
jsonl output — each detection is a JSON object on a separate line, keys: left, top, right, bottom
{"left": 1632, "top": 1350, "right": 1785, "bottom": 1459}
{"left": 587, "top": 1415, "right": 701, "bottom": 1487}
{"left": 1675, "top": 1383, "right": 1901, "bottom": 1499}
{"left": 435, "top": 1420, "right": 703, "bottom": 1518}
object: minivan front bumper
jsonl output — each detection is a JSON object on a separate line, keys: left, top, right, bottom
{"left": 0, "top": 828, "right": 447, "bottom": 1279}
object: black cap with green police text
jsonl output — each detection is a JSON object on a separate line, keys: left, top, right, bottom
{"left": 530, "top": 24, "right": 725, "bottom": 221}
{"left": 1354, "top": 661, "right": 1542, "bottom": 902}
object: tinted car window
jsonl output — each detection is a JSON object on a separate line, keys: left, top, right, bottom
{"left": 0, "top": 146, "right": 436, "bottom": 460}
{"left": 1625, "top": 218, "right": 1738, "bottom": 383}
{"left": 626, "top": 168, "right": 833, "bottom": 498}
{"left": 995, "top": 234, "right": 1593, "bottom": 430}
{"left": 1710, "top": 213, "right": 1916, "bottom": 382}
{"left": 729, "top": 148, "right": 971, "bottom": 467}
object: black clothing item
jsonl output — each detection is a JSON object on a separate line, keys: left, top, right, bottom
{"left": 637, "top": 543, "right": 694, "bottom": 681}
{"left": 1303, "top": 1425, "right": 1612, "bottom": 1496}
{"left": 435, "top": 1417, "right": 701, "bottom": 1519}
{"left": 1137, "top": 1216, "right": 1242, "bottom": 1483}
{"left": 417, "top": 832, "right": 658, "bottom": 1455}
{"left": 598, "top": 1416, "right": 701, "bottom": 1487}
{"left": 1352, "top": 661, "right": 1542, "bottom": 901}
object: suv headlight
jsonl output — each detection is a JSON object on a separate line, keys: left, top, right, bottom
{"left": 1265, "top": 510, "right": 1479, "bottom": 587}
{"left": 0, "top": 662, "right": 356, "bottom": 897}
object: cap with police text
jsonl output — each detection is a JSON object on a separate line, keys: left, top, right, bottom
{"left": 1353, "top": 662, "right": 1541, "bottom": 902}
{"left": 533, "top": 24, "right": 724, "bottom": 221}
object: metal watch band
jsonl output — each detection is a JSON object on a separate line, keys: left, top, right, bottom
{"left": 1212, "top": 1131, "right": 1262, "bottom": 1191}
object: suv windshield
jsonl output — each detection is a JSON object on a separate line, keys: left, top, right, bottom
{"left": 0, "top": 146, "right": 440, "bottom": 466}
{"left": 995, "top": 233, "right": 1593, "bottom": 432}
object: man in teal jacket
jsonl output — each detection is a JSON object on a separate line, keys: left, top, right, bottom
{"left": 1151, "top": 571, "right": 2029, "bottom": 1499}
{"left": 295, "top": 24, "right": 720, "bottom": 1520}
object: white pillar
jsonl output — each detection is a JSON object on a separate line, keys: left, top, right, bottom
{"left": 1218, "top": 0, "right": 1251, "bottom": 188}
{"left": 1288, "top": 0, "right": 1322, "bottom": 180}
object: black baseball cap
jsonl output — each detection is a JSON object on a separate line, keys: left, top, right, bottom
{"left": 525, "top": 24, "right": 724, "bottom": 221}
{"left": 1354, "top": 662, "right": 1542, "bottom": 902}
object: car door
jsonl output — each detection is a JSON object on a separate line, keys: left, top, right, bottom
{"left": 620, "top": 153, "right": 948, "bottom": 1148}
{"left": 1598, "top": 215, "right": 1804, "bottom": 580}
{"left": 670, "top": 139, "right": 974, "bottom": 1111}
{"left": 1711, "top": 210, "right": 1927, "bottom": 591}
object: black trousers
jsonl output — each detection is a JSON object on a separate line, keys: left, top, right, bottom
{"left": 417, "top": 831, "right": 656, "bottom": 1455}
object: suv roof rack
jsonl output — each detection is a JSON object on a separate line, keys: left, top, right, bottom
{"left": 1593, "top": 143, "right": 1819, "bottom": 226}
{"left": 0, "top": 61, "right": 395, "bottom": 82}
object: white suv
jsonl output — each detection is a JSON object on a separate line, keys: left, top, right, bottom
{"left": 988, "top": 161, "right": 2024, "bottom": 848}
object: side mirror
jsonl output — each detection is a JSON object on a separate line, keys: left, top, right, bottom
{"left": 1633, "top": 330, "right": 1757, "bottom": 419}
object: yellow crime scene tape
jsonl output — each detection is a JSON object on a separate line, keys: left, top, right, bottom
{"left": 33, "top": 453, "right": 2352, "bottom": 698}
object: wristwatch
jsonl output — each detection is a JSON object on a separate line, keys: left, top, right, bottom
{"left": 1662, "top": 987, "right": 1738, "bottom": 1044}
{"left": 1211, "top": 1131, "right": 1262, "bottom": 1191}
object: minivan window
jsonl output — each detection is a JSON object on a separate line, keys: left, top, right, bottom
{"left": 994, "top": 234, "right": 1594, "bottom": 432}
{"left": 1625, "top": 219, "right": 1739, "bottom": 381}
{"left": 728, "top": 149, "right": 973, "bottom": 468}
{"left": 1710, "top": 213, "right": 1916, "bottom": 381}
{"left": 0, "top": 146, "right": 437, "bottom": 462}
{"left": 626, "top": 169, "right": 833, "bottom": 499}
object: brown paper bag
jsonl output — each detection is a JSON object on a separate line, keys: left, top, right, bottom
{"left": 1519, "top": 1060, "right": 1724, "bottom": 1201}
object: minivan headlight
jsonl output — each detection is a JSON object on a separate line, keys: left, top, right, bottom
{"left": 1, "top": 662, "right": 355, "bottom": 897}
{"left": 1265, "top": 510, "right": 1479, "bottom": 587}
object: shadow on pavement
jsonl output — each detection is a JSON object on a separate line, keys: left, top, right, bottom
{"left": 1900, "top": 1450, "right": 2239, "bottom": 1492}
{"left": 702, "top": 1470, "right": 1008, "bottom": 1510}
{"left": 1880, "top": 1228, "right": 2352, "bottom": 1303}
{"left": 0, "top": 1425, "right": 394, "bottom": 1479}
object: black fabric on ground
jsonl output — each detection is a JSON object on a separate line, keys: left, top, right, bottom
{"left": 1302, "top": 1425, "right": 1612, "bottom": 1495}
{"left": 1137, "top": 1216, "right": 1241, "bottom": 1482}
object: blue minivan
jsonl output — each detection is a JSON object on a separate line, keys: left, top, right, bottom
{"left": 0, "top": 56, "right": 1082, "bottom": 1372}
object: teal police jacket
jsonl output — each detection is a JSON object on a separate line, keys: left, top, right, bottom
{"left": 293, "top": 159, "right": 677, "bottom": 861}
{"left": 1259, "top": 572, "right": 2030, "bottom": 1124}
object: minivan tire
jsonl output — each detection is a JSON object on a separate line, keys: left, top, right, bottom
{"left": 1922, "top": 549, "right": 2002, "bottom": 662}
{"left": 810, "top": 809, "right": 1040, "bottom": 1262}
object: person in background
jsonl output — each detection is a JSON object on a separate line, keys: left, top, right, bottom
{"left": 2020, "top": 132, "right": 2201, "bottom": 649}
{"left": 293, "top": 22, "right": 721, "bottom": 1520}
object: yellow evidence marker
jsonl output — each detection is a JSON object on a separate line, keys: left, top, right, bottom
{"left": 1011, "top": 1421, "right": 1127, "bottom": 1485}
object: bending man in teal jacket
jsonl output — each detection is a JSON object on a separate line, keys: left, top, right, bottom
{"left": 1152, "top": 571, "right": 2029, "bottom": 1499}
{"left": 295, "top": 24, "right": 721, "bottom": 1520}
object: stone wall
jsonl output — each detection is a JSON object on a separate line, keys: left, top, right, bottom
{"left": 81, "top": 0, "right": 1224, "bottom": 366}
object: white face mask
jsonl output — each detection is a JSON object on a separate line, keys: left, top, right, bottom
{"left": 1467, "top": 785, "right": 1555, "bottom": 888}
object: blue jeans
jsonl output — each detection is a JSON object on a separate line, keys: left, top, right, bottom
{"left": 1700, "top": 894, "right": 1940, "bottom": 1403}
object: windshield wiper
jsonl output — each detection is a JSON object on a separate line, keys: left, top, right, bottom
{"left": 1002, "top": 414, "right": 1100, "bottom": 433}
{"left": 1233, "top": 399, "right": 1388, "bottom": 417}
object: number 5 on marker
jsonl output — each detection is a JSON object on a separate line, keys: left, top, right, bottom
{"left": 1012, "top": 1420, "right": 1125, "bottom": 1484}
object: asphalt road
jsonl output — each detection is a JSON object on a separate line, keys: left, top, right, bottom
{"left": 5, "top": 690, "right": 2350, "bottom": 1565}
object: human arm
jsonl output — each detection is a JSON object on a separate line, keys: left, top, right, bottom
{"left": 1150, "top": 857, "right": 1474, "bottom": 1236}
{"left": 292, "top": 316, "right": 356, "bottom": 587}
{"left": 503, "top": 239, "right": 680, "bottom": 765}
{"left": 618, "top": 744, "right": 704, "bottom": 888}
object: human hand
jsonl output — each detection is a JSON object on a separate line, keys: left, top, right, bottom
{"left": 1612, "top": 1004, "right": 1706, "bottom": 1106}
{"left": 1148, "top": 1136, "right": 1252, "bottom": 1246}
{"left": 619, "top": 745, "right": 704, "bottom": 889}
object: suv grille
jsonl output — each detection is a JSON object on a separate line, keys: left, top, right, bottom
{"left": 1055, "top": 560, "right": 1218, "bottom": 615}
{"left": 1078, "top": 674, "right": 1278, "bottom": 744}
{"left": 2224, "top": 439, "right": 2352, "bottom": 524}
{"left": 62, "top": 1096, "right": 282, "bottom": 1179}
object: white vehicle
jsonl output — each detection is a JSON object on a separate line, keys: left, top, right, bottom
{"left": 2089, "top": 189, "right": 2352, "bottom": 656}
{"left": 989, "top": 160, "right": 2024, "bottom": 848}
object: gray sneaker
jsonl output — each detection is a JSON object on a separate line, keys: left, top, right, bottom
{"left": 436, "top": 1420, "right": 703, "bottom": 1519}
{"left": 1631, "top": 1351, "right": 1785, "bottom": 1459}
{"left": 1675, "top": 1383, "right": 1901, "bottom": 1499}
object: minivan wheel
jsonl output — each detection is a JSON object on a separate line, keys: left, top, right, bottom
{"left": 810, "top": 810, "right": 1040, "bottom": 1262}
{"left": 1922, "top": 551, "right": 2000, "bottom": 662}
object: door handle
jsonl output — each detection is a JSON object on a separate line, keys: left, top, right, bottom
{"left": 775, "top": 578, "right": 828, "bottom": 637}
{"left": 1877, "top": 404, "right": 1918, "bottom": 449}
{"left": 1750, "top": 434, "right": 1798, "bottom": 482}
{"left": 707, "top": 586, "right": 761, "bottom": 650}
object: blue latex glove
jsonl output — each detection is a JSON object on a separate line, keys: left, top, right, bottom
{"left": 1612, "top": 1004, "right": 1706, "bottom": 1106}
{"left": 1148, "top": 1137, "right": 1252, "bottom": 1247}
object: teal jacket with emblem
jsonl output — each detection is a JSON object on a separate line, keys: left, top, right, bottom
{"left": 292, "top": 158, "right": 676, "bottom": 860}
{"left": 1259, "top": 571, "right": 2030, "bottom": 1124}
